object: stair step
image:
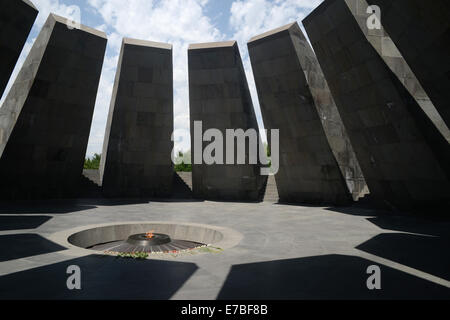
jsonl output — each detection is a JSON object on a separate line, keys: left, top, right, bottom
{"left": 263, "top": 175, "right": 279, "bottom": 203}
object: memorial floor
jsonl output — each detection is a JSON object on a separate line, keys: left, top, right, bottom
{"left": 0, "top": 198, "right": 449, "bottom": 299}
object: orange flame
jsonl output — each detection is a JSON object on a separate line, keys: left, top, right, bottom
{"left": 145, "top": 231, "right": 155, "bottom": 239}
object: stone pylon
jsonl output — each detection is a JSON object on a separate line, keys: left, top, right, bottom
{"left": 248, "top": 22, "right": 359, "bottom": 204}
{"left": 0, "top": 14, "right": 107, "bottom": 199}
{"left": 188, "top": 41, "right": 266, "bottom": 201}
{"left": 366, "top": 0, "right": 450, "bottom": 130}
{"left": 346, "top": 0, "right": 450, "bottom": 142}
{"left": 303, "top": 0, "right": 450, "bottom": 211}
{"left": 0, "top": 0, "right": 38, "bottom": 98}
{"left": 100, "top": 38, "right": 174, "bottom": 198}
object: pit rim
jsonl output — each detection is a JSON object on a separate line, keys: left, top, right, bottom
{"left": 48, "top": 221, "right": 243, "bottom": 258}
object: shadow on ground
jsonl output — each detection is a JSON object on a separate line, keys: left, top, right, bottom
{"left": 367, "top": 216, "right": 450, "bottom": 237}
{"left": 0, "top": 197, "right": 205, "bottom": 215}
{"left": 277, "top": 203, "right": 386, "bottom": 217}
{"left": 217, "top": 254, "right": 450, "bottom": 300}
{"left": 81, "top": 170, "right": 200, "bottom": 203}
{"left": 0, "top": 234, "right": 66, "bottom": 262}
{"left": 325, "top": 206, "right": 387, "bottom": 217}
{"left": 0, "top": 216, "right": 52, "bottom": 231}
{"left": 0, "top": 255, "right": 198, "bottom": 299}
{"left": 0, "top": 200, "right": 97, "bottom": 215}
{"left": 356, "top": 233, "right": 450, "bottom": 281}
{"left": 326, "top": 201, "right": 450, "bottom": 218}
{"left": 0, "top": 198, "right": 156, "bottom": 215}
{"left": 274, "top": 202, "right": 327, "bottom": 208}
{"left": 353, "top": 215, "right": 450, "bottom": 281}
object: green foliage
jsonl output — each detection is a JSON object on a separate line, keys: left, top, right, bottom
{"left": 174, "top": 151, "right": 192, "bottom": 172}
{"left": 175, "top": 162, "right": 192, "bottom": 172}
{"left": 117, "top": 252, "right": 149, "bottom": 259}
{"left": 262, "top": 142, "right": 272, "bottom": 167}
{"left": 84, "top": 153, "right": 101, "bottom": 170}
{"left": 197, "top": 246, "right": 223, "bottom": 254}
{"left": 264, "top": 142, "right": 271, "bottom": 157}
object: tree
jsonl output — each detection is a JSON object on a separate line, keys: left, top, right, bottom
{"left": 84, "top": 153, "right": 101, "bottom": 170}
{"left": 174, "top": 150, "right": 192, "bottom": 172}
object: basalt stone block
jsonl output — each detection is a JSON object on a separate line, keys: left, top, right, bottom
{"left": 248, "top": 22, "right": 359, "bottom": 204}
{"left": 0, "top": 0, "right": 38, "bottom": 99}
{"left": 100, "top": 38, "right": 174, "bottom": 198}
{"left": 188, "top": 41, "right": 265, "bottom": 201}
{"left": 303, "top": 0, "right": 450, "bottom": 211}
{"left": 366, "top": 0, "right": 450, "bottom": 130}
{"left": 346, "top": 0, "right": 450, "bottom": 141}
{"left": 0, "top": 14, "right": 107, "bottom": 199}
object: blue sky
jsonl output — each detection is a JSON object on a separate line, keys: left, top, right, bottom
{"left": 2, "top": 0, "right": 322, "bottom": 157}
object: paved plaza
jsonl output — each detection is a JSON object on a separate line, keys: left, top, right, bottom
{"left": 0, "top": 198, "right": 448, "bottom": 299}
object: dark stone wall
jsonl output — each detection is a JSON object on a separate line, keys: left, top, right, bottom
{"left": 346, "top": 0, "right": 450, "bottom": 142}
{"left": 366, "top": 0, "right": 450, "bottom": 130}
{"left": 0, "top": 0, "right": 38, "bottom": 98}
{"left": 303, "top": 0, "right": 450, "bottom": 211}
{"left": 100, "top": 38, "right": 174, "bottom": 198}
{"left": 188, "top": 41, "right": 265, "bottom": 201}
{"left": 248, "top": 22, "right": 355, "bottom": 205}
{"left": 0, "top": 14, "right": 107, "bottom": 199}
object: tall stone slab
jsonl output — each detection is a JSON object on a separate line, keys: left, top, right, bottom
{"left": 366, "top": 0, "right": 450, "bottom": 129}
{"left": 0, "top": 14, "right": 107, "bottom": 199}
{"left": 346, "top": 0, "right": 450, "bottom": 141}
{"left": 0, "top": 0, "right": 38, "bottom": 98}
{"left": 188, "top": 41, "right": 265, "bottom": 201}
{"left": 100, "top": 38, "right": 174, "bottom": 198}
{"left": 303, "top": 0, "right": 450, "bottom": 211}
{"left": 248, "top": 22, "right": 357, "bottom": 204}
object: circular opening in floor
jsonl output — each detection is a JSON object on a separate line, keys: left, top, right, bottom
{"left": 67, "top": 222, "right": 228, "bottom": 256}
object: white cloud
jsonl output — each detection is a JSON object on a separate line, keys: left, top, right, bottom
{"left": 230, "top": 0, "right": 321, "bottom": 44}
{"left": 86, "top": 0, "right": 224, "bottom": 155}
{"left": 33, "top": 0, "right": 83, "bottom": 27}
{"left": 88, "top": 0, "right": 322, "bottom": 154}
{"left": 85, "top": 53, "right": 119, "bottom": 157}
{"left": 2, "top": 0, "right": 323, "bottom": 157}
{"left": 229, "top": 0, "right": 323, "bottom": 142}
